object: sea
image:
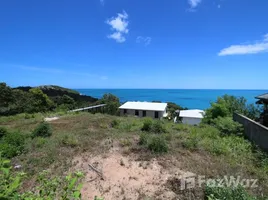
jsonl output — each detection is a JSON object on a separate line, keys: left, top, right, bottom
{"left": 75, "top": 89, "right": 267, "bottom": 110}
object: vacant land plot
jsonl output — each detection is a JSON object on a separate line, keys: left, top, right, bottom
{"left": 1, "top": 112, "right": 268, "bottom": 199}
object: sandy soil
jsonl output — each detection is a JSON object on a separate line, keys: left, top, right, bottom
{"left": 44, "top": 117, "right": 59, "bottom": 122}
{"left": 72, "top": 147, "right": 194, "bottom": 200}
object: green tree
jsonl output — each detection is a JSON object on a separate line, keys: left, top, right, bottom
{"left": 203, "top": 95, "right": 260, "bottom": 123}
{"left": 167, "top": 102, "right": 187, "bottom": 118}
{"left": 99, "top": 93, "right": 120, "bottom": 115}
{"left": 0, "top": 83, "right": 13, "bottom": 107}
{"left": 57, "top": 95, "right": 76, "bottom": 110}
{"left": 28, "top": 88, "right": 54, "bottom": 113}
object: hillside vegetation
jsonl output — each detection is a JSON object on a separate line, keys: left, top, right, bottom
{"left": 0, "top": 85, "right": 267, "bottom": 199}
{"left": 0, "top": 110, "right": 268, "bottom": 199}
{"left": 0, "top": 83, "right": 98, "bottom": 116}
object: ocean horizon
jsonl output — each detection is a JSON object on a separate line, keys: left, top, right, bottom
{"left": 75, "top": 89, "right": 267, "bottom": 110}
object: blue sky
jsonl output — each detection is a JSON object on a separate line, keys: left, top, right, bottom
{"left": 0, "top": 0, "right": 267, "bottom": 89}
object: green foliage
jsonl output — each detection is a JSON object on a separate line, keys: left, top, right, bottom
{"left": 0, "top": 82, "right": 98, "bottom": 116}
{"left": 167, "top": 102, "right": 187, "bottom": 118}
{"left": 147, "top": 135, "right": 168, "bottom": 153}
{"left": 32, "top": 122, "right": 52, "bottom": 138}
{"left": 0, "top": 127, "right": 8, "bottom": 138}
{"left": 28, "top": 88, "right": 54, "bottom": 113}
{"left": 56, "top": 95, "right": 76, "bottom": 111}
{"left": 203, "top": 102, "right": 229, "bottom": 124}
{"left": 151, "top": 120, "right": 166, "bottom": 133}
{"left": 141, "top": 118, "right": 166, "bottom": 133}
{"left": 205, "top": 185, "right": 263, "bottom": 200}
{"left": 0, "top": 82, "right": 13, "bottom": 107}
{"left": 0, "top": 155, "right": 84, "bottom": 199}
{"left": 139, "top": 133, "right": 168, "bottom": 153}
{"left": 0, "top": 154, "right": 25, "bottom": 199}
{"left": 58, "top": 134, "right": 78, "bottom": 147}
{"left": 141, "top": 118, "right": 153, "bottom": 131}
{"left": 0, "top": 132, "right": 26, "bottom": 158}
{"left": 139, "top": 132, "right": 150, "bottom": 145}
{"left": 203, "top": 95, "right": 261, "bottom": 123}
{"left": 23, "top": 170, "right": 83, "bottom": 199}
{"left": 212, "top": 117, "right": 244, "bottom": 135}
{"left": 111, "top": 119, "right": 120, "bottom": 128}
{"left": 99, "top": 93, "right": 120, "bottom": 115}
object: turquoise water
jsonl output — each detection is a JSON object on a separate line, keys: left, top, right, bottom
{"left": 75, "top": 89, "right": 267, "bottom": 110}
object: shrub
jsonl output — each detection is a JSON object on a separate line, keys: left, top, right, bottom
{"left": 212, "top": 117, "right": 243, "bottom": 135}
{"left": 0, "top": 127, "right": 8, "bottom": 138}
{"left": 139, "top": 133, "right": 149, "bottom": 145}
{"left": 0, "top": 132, "right": 26, "bottom": 158}
{"left": 0, "top": 155, "right": 84, "bottom": 199}
{"left": 111, "top": 119, "right": 120, "bottom": 128}
{"left": 203, "top": 103, "right": 229, "bottom": 124}
{"left": 59, "top": 134, "right": 78, "bottom": 147}
{"left": 205, "top": 185, "right": 263, "bottom": 200}
{"left": 151, "top": 120, "right": 166, "bottom": 134}
{"left": 141, "top": 118, "right": 153, "bottom": 132}
{"left": 119, "top": 138, "right": 132, "bottom": 147}
{"left": 32, "top": 122, "right": 52, "bottom": 138}
{"left": 148, "top": 135, "right": 168, "bottom": 153}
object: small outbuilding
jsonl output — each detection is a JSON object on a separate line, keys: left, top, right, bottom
{"left": 119, "top": 101, "right": 168, "bottom": 119}
{"left": 176, "top": 109, "right": 205, "bottom": 125}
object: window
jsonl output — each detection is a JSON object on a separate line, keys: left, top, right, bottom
{"left": 155, "top": 111, "right": 159, "bottom": 119}
{"left": 135, "top": 110, "right": 139, "bottom": 116}
{"left": 124, "top": 109, "right": 127, "bottom": 114}
{"left": 142, "top": 110, "right": 146, "bottom": 117}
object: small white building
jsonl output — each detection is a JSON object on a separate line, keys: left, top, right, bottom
{"left": 119, "top": 101, "right": 168, "bottom": 119}
{"left": 177, "top": 109, "right": 205, "bottom": 125}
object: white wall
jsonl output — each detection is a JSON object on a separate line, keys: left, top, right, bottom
{"left": 182, "top": 117, "right": 202, "bottom": 125}
{"left": 120, "top": 109, "right": 165, "bottom": 119}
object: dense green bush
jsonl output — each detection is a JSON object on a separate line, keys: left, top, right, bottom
{"left": 203, "top": 95, "right": 261, "bottom": 123}
{"left": 212, "top": 117, "right": 244, "bottom": 135}
{"left": 141, "top": 118, "right": 166, "bottom": 133}
{"left": 151, "top": 120, "right": 166, "bottom": 133}
{"left": 0, "top": 132, "right": 26, "bottom": 158}
{"left": 141, "top": 118, "right": 153, "bottom": 131}
{"left": 203, "top": 103, "right": 229, "bottom": 124}
{"left": 148, "top": 135, "right": 168, "bottom": 153}
{"left": 32, "top": 122, "right": 52, "bottom": 138}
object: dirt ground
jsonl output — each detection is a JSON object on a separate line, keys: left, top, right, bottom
{"left": 72, "top": 145, "right": 195, "bottom": 200}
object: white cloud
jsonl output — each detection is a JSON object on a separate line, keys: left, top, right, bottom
{"left": 106, "top": 11, "right": 129, "bottom": 43}
{"left": 188, "top": 0, "right": 202, "bottom": 8}
{"left": 136, "top": 36, "right": 152, "bottom": 46}
{"left": 107, "top": 32, "right": 126, "bottom": 43}
{"left": 218, "top": 34, "right": 268, "bottom": 56}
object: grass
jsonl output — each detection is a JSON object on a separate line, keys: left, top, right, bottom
{"left": 1, "top": 112, "right": 268, "bottom": 199}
